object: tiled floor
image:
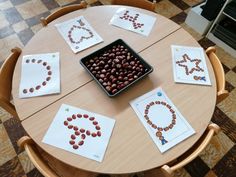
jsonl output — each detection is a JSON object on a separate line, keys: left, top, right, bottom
{"left": 0, "top": 0, "right": 236, "bottom": 177}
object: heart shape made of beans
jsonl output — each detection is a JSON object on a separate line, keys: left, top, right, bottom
{"left": 63, "top": 113, "right": 102, "bottom": 150}
{"left": 67, "top": 25, "right": 94, "bottom": 45}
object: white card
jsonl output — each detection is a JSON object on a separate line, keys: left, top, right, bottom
{"left": 55, "top": 16, "right": 103, "bottom": 53}
{"left": 171, "top": 45, "right": 211, "bottom": 85}
{"left": 110, "top": 8, "right": 156, "bottom": 36}
{"left": 42, "top": 104, "right": 115, "bottom": 162}
{"left": 130, "top": 87, "right": 195, "bottom": 153}
{"left": 19, "top": 53, "right": 60, "bottom": 98}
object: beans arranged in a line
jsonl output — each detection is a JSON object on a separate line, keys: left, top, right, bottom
{"left": 85, "top": 44, "right": 148, "bottom": 95}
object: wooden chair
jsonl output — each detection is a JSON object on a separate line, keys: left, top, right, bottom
{"left": 111, "top": 0, "right": 157, "bottom": 12}
{"left": 40, "top": 1, "right": 87, "bottom": 26}
{"left": 144, "top": 123, "right": 220, "bottom": 177}
{"left": 206, "top": 46, "right": 229, "bottom": 103}
{"left": 0, "top": 47, "right": 21, "bottom": 119}
{"left": 18, "top": 136, "right": 97, "bottom": 177}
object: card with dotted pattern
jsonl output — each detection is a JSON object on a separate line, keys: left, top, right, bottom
{"left": 19, "top": 52, "right": 60, "bottom": 98}
{"left": 171, "top": 45, "right": 211, "bottom": 85}
{"left": 55, "top": 16, "right": 103, "bottom": 53}
{"left": 130, "top": 87, "right": 195, "bottom": 153}
{"left": 110, "top": 8, "right": 156, "bottom": 36}
{"left": 42, "top": 104, "right": 115, "bottom": 162}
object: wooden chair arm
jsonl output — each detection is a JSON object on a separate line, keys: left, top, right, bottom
{"left": 161, "top": 123, "right": 220, "bottom": 175}
{"left": 217, "top": 90, "right": 229, "bottom": 104}
{"left": 41, "top": 1, "right": 87, "bottom": 26}
{"left": 17, "top": 136, "right": 58, "bottom": 177}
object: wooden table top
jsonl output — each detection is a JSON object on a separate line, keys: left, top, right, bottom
{"left": 13, "top": 5, "right": 216, "bottom": 175}
{"left": 12, "top": 5, "right": 180, "bottom": 121}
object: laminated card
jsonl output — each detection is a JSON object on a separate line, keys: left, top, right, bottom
{"left": 56, "top": 16, "right": 103, "bottom": 53}
{"left": 110, "top": 8, "right": 156, "bottom": 36}
{"left": 19, "top": 52, "right": 60, "bottom": 98}
{"left": 171, "top": 45, "right": 211, "bottom": 85}
{"left": 130, "top": 87, "right": 195, "bottom": 153}
{"left": 42, "top": 104, "right": 115, "bottom": 162}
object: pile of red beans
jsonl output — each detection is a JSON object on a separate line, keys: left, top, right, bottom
{"left": 84, "top": 44, "right": 148, "bottom": 95}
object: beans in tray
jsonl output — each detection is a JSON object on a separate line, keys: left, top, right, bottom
{"left": 84, "top": 44, "right": 149, "bottom": 95}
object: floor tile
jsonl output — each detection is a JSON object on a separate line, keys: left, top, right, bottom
{"left": 225, "top": 71, "right": 236, "bottom": 88}
{"left": 222, "top": 63, "right": 230, "bottom": 74}
{"left": 25, "top": 11, "right": 50, "bottom": 27}
{"left": 12, "top": 21, "right": 29, "bottom": 33}
{"left": 0, "top": 124, "right": 16, "bottom": 166}
{"left": 184, "top": 157, "right": 210, "bottom": 177}
{"left": 17, "top": 28, "right": 34, "bottom": 45}
{"left": 154, "top": 0, "right": 182, "bottom": 18}
{"left": 26, "top": 168, "right": 44, "bottom": 177}
{"left": 182, "top": 0, "right": 203, "bottom": 7}
{"left": 30, "top": 23, "right": 43, "bottom": 34}
{"left": 173, "top": 168, "right": 192, "bottom": 177}
{"left": 217, "top": 89, "right": 236, "bottom": 124}
{"left": 0, "top": 33, "right": 23, "bottom": 62}
{"left": 199, "top": 131, "right": 234, "bottom": 168}
{"left": 180, "top": 23, "right": 203, "bottom": 41}
{"left": 225, "top": 81, "right": 235, "bottom": 93}
{"left": 15, "top": 0, "right": 48, "bottom": 19}
{"left": 40, "top": 0, "right": 59, "bottom": 10}
{"left": 18, "top": 151, "right": 35, "bottom": 174}
{"left": 54, "top": 0, "right": 77, "bottom": 6}
{"left": 10, "top": 0, "right": 30, "bottom": 6}
{"left": 0, "top": 25, "right": 15, "bottom": 39}
{"left": 170, "top": 11, "right": 187, "bottom": 25}
{"left": 0, "top": 108, "right": 12, "bottom": 123}
{"left": 0, "top": 13, "right": 10, "bottom": 29}
{"left": 89, "top": 1, "right": 103, "bottom": 6}
{"left": 3, "top": 7, "right": 23, "bottom": 24}
{"left": 232, "top": 66, "right": 236, "bottom": 73}
{"left": 213, "top": 145, "right": 236, "bottom": 177}
{"left": 215, "top": 46, "right": 236, "bottom": 69}
{"left": 0, "top": 156, "right": 25, "bottom": 177}
{"left": 169, "top": 0, "right": 190, "bottom": 10}
{"left": 197, "top": 37, "right": 215, "bottom": 49}
{"left": 3, "top": 118, "right": 27, "bottom": 154}
{"left": 204, "top": 170, "right": 218, "bottom": 177}
{"left": 0, "top": 1, "right": 13, "bottom": 10}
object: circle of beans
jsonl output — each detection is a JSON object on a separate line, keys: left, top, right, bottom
{"left": 84, "top": 44, "right": 149, "bottom": 95}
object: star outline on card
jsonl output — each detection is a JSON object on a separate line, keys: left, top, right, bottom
{"left": 63, "top": 113, "right": 102, "bottom": 150}
{"left": 143, "top": 100, "right": 177, "bottom": 145}
{"left": 119, "top": 10, "right": 144, "bottom": 29}
{"left": 176, "top": 54, "right": 204, "bottom": 76}
{"left": 22, "top": 59, "right": 52, "bottom": 94}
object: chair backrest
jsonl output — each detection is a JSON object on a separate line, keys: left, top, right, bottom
{"left": 112, "top": 0, "right": 157, "bottom": 12}
{"left": 161, "top": 123, "right": 220, "bottom": 176}
{"left": 18, "top": 136, "right": 96, "bottom": 177}
{"left": 0, "top": 47, "right": 21, "bottom": 118}
{"left": 206, "top": 47, "right": 229, "bottom": 103}
{"left": 40, "top": 1, "right": 87, "bottom": 26}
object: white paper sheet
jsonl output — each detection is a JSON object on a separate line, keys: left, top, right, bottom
{"left": 42, "top": 104, "right": 115, "bottom": 162}
{"left": 55, "top": 16, "right": 103, "bottom": 53}
{"left": 130, "top": 87, "right": 195, "bottom": 153}
{"left": 110, "top": 8, "right": 156, "bottom": 36}
{"left": 19, "top": 52, "right": 60, "bottom": 98}
{"left": 171, "top": 45, "right": 211, "bottom": 85}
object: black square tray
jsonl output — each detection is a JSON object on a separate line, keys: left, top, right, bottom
{"left": 80, "top": 39, "right": 153, "bottom": 97}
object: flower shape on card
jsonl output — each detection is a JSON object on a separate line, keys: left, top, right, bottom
{"left": 176, "top": 54, "right": 204, "bottom": 76}
{"left": 67, "top": 20, "right": 94, "bottom": 45}
{"left": 119, "top": 10, "right": 144, "bottom": 29}
{"left": 22, "top": 59, "right": 52, "bottom": 94}
{"left": 143, "top": 99, "right": 176, "bottom": 145}
{"left": 63, "top": 113, "right": 102, "bottom": 150}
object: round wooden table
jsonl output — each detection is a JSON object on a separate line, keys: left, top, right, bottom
{"left": 12, "top": 5, "right": 217, "bottom": 175}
